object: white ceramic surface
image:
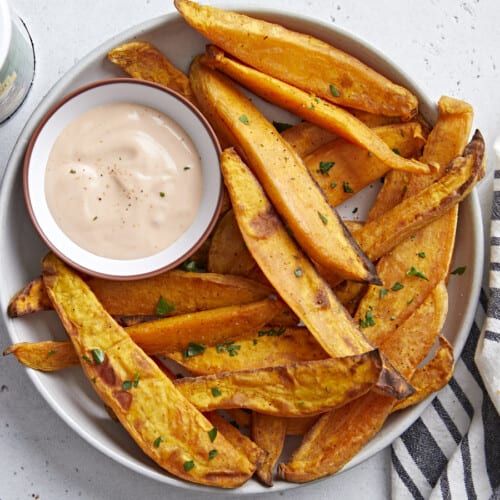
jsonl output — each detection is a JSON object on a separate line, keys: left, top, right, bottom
{"left": 0, "top": 5, "right": 484, "bottom": 496}
{"left": 23, "top": 79, "right": 222, "bottom": 279}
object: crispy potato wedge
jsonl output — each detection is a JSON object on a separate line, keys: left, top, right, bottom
{"left": 302, "top": 122, "right": 426, "bottom": 207}
{"left": 352, "top": 129, "right": 485, "bottom": 262}
{"left": 107, "top": 41, "right": 194, "bottom": 101}
{"left": 8, "top": 270, "right": 273, "bottom": 318}
{"left": 190, "top": 58, "right": 378, "bottom": 284}
{"left": 251, "top": 413, "right": 287, "bottom": 486}
{"left": 41, "top": 253, "right": 256, "bottom": 488}
{"left": 174, "top": 351, "right": 382, "bottom": 417}
{"left": 3, "top": 340, "right": 79, "bottom": 371}
{"left": 220, "top": 148, "right": 412, "bottom": 399}
{"left": 168, "top": 327, "right": 328, "bottom": 375}
{"left": 393, "top": 335, "right": 454, "bottom": 412}
{"left": 200, "top": 46, "right": 429, "bottom": 175}
{"left": 279, "top": 282, "right": 448, "bottom": 482}
{"left": 175, "top": 0, "right": 418, "bottom": 118}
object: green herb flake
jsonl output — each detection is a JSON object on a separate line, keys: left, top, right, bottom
{"left": 181, "top": 258, "right": 205, "bottom": 273}
{"left": 417, "top": 252, "right": 426, "bottom": 258}
{"left": 92, "top": 216, "right": 98, "bottom": 221}
{"left": 343, "top": 181, "right": 354, "bottom": 193}
{"left": 183, "top": 460, "right": 195, "bottom": 472}
{"left": 155, "top": 295, "right": 175, "bottom": 316}
{"left": 69, "top": 169, "right": 76, "bottom": 174}
{"left": 153, "top": 436, "right": 165, "bottom": 448}
{"left": 318, "top": 161, "right": 335, "bottom": 175}
{"left": 330, "top": 181, "right": 337, "bottom": 189}
{"left": 47, "top": 350, "right": 57, "bottom": 357}
{"left": 216, "top": 341, "right": 241, "bottom": 357}
{"left": 82, "top": 355, "right": 93, "bottom": 364}
{"left": 407, "top": 266, "right": 429, "bottom": 281}
{"left": 91, "top": 348, "right": 105, "bottom": 365}
{"left": 239, "top": 115, "right": 250, "bottom": 125}
{"left": 273, "top": 121, "right": 293, "bottom": 132}
{"left": 392, "top": 148, "right": 401, "bottom": 156}
{"left": 451, "top": 266, "right": 467, "bottom": 276}
{"left": 318, "top": 211, "right": 328, "bottom": 225}
{"left": 391, "top": 282, "right": 404, "bottom": 292}
{"left": 91, "top": 377, "right": 97, "bottom": 383}
{"left": 329, "top": 83, "right": 340, "bottom": 97}
{"left": 208, "top": 427, "right": 218, "bottom": 443}
{"left": 294, "top": 267, "right": 303, "bottom": 277}
{"left": 211, "top": 387, "right": 222, "bottom": 397}
{"left": 159, "top": 192, "right": 166, "bottom": 198}
{"left": 258, "top": 326, "right": 286, "bottom": 337}
{"left": 379, "top": 288, "right": 389, "bottom": 299}
{"left": 407, "top": 297, "right": 414, "bottom": 305}
{"left": 122, "top": 380, "right": 133, "bottom": 391}
{"left": 208, "top": 449, "right": 218, "bottom": 460}
{"left": 183, "top": 166, "right": 191, "bottom": 171}
{"left": 133, "top": 372, "right": 140, "bottom": 387}
{"left": 183, "top": 342, "right": 206, "bottom": 359}
{"left": 359, "top": 310, "right": 376, "bottom": 328}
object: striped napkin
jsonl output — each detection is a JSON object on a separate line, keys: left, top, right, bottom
{"left": 390, "top": 144, "right": 500, "bottom": 499}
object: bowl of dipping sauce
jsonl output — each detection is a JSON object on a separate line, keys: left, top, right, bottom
{"left": 23, "top": 78, "right": 222, "bottom": 279}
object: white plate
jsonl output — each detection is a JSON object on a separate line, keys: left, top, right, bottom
{"left": 0, "top": 5, "right": 484, "bottom": 495}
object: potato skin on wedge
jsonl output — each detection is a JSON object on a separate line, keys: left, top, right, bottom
{"left": 41, "top": 253, "right": 256, "bottom": 488}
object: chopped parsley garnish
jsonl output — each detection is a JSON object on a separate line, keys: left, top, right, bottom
{"left": 258, "top": 326, "right": 286, "bottom": 337}
{"left": 216, "top": 341, "right": 241, "bottom": 357}
{"left": 294, "top": 267, "right": 303, "bottom": 277}
{"left": 391, "top": 282, "right": 404, "bottom": 291}
{"left": 183, "top": 342, "right": 206, "bottom": 359}
{"left": 330, "top": 181, "right": 337, "bottom": 189}
{"left": 318, "top": 161, "right": 335, "bottom": 174}
{"left": 82, "top": 355, "right": 93, "bottom": 364}
{"left": 392, "top": 148, "right": 401, "bottom": 155}
{"left": 183, "top": 166, "right": 191, "bottom": 171}
{"left": 417, "top": 252, "right": 426, "bottom": 258}
{"left": 69, "top": 169, "right": 76, "bottom": 174}
{"left": 91, "top": 348, "right": 105, "bottom": 365}
{"left": 183, "top": 460, "right": 195, "bottom": 472}
{"left": 159, "top": 192, "right": 165, "bottom": 197}
{"left": 343, "top": 181, "right": 354, "bottom": 193}
{"left": 133, "top": 372, "right": 140, "bottom": 387}
{"left": 47, "top": 350, "right": 56, "bottom": 357}
{"left": 451, "top": 266, "right": 467, "bottom": 275}
{"left": 318, "top": 211, "right": 328, "bottom": 225}
{"left": 329, "top": 83, "right": 340, "bottom": 97}
{"left": 153, "top": 436, "right": 165, "bottom": 448}
{"left": 208, "top": 427, "right": 218, "bottom": 442}
{"left": 273, "top": 121, "right": 293, "bottom": 132}
{"left": 208, "top": 449, "right": 218, "bottom": 460}
{"left": 359, "top": 310, "right": 376, "bottom": 328}
{"left": 239, "top": 114, "right": 250, "bottom": 125}
{"left": 407, "top": 266, "right": 429, "bottom": 281}
{"left": 155, "top": 296, "right": 175, "bottom": 315}
{"left": 379, "top": 288, "right": 389, "bottom": 299}
{"left": 211, "top": 387, "right": 222, "bottom": 397}
{"left": 122, "top": 380, "right": 133, "bottom": 391}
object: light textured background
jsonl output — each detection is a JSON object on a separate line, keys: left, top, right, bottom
{"left": 1, "top": 1, "right": 499, "bottom": 499}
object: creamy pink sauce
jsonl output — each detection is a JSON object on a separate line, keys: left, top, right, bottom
{"left": 44, "top": 102, "right": 203, "bottom": 259}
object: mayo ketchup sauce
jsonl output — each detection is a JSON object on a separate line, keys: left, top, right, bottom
{"left": 44, "top": 102, "right": 203, "bottom": 259}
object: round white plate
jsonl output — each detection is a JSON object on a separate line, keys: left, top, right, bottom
{"left": 0, "top": 5, "right": 483, "bottom": 495}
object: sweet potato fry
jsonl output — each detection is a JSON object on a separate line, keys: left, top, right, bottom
{"left": 175, "top": 0, "right": 418, "bottom": 118}
{"left": 200, "top": 46, "right": 430, "bottom": 175}
{"left": 190, "top": 57, "right": 379, "bottom": 284}
{"left": 3, "top": 341, "right": 79, "bottom": 371}
{"left": 107, "top": 41, "right": 194, "bottom": 101}
{"left": 365, "top": 170, "right": 410, "bottom": 221}
{"left": 7, "top": 277, "right": 52, "bottom": 317}
{"left": 41, "top": 252, "right": 256, "bottom": 488}
{"left": 393, "top": 336, "right": 454, "bottom": 412}
{"left": 220, "top": 147, "right": 412, "bottom": 399}
{"left": 251, "top": 413, "right": 287, "bottom": 486}
{"left": 302, "top": 122, "right": 426, "bottom": 207}
{"left": 174, "top": 351, "right": 382, "bottom": 417}
{"left": 279, "top": 282, "right": 448, "bottom": 482}
{"left": 168, "top": 327, "right": 328, "bottom": 375}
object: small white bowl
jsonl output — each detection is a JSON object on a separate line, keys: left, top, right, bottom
{"left": 23, "top": 78, "right": 222, "bottom": 279}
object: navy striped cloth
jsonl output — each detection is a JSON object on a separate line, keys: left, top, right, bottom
{"left": 390, "top": 158, "right": 500, "bottom": 499}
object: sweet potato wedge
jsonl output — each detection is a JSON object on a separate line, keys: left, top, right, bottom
{"left": 279, "top": 281, "right": 448, "bottom": 482}
{"left": 175, "top": 0, "right": 418, "bottom": 118}
{"left": 302, "top": 122, "right": 426, "bottom": 207}
{"left": 107, "top": 41, "right": 194, "bottom": 101}
{"left": 392, "top": 335, "right": 454, "bottom": 412}
{"left": 200, "top": 46, "right": 430, "bottom": 175}
{"left": 174, "top": 351, "right": 382, "bottom": 417}
{"left": 7, "top": 277, "right": 52, "bottom": 317}
{"left": 41, "top": 253, "right": 256, "bottom": 488}
{"left": 220, "top": 148, "right": 412, "bottom": 399}
{"left": 190, "top": 57, "right": 379, "bottom": 284}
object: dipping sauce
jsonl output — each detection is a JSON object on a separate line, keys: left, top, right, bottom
{"left": 44, "top": 102, "right": 203, "bottom": 259}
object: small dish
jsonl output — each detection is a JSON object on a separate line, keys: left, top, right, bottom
{"left": 23, "top": 78, "right": 222, "bottom": 279}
